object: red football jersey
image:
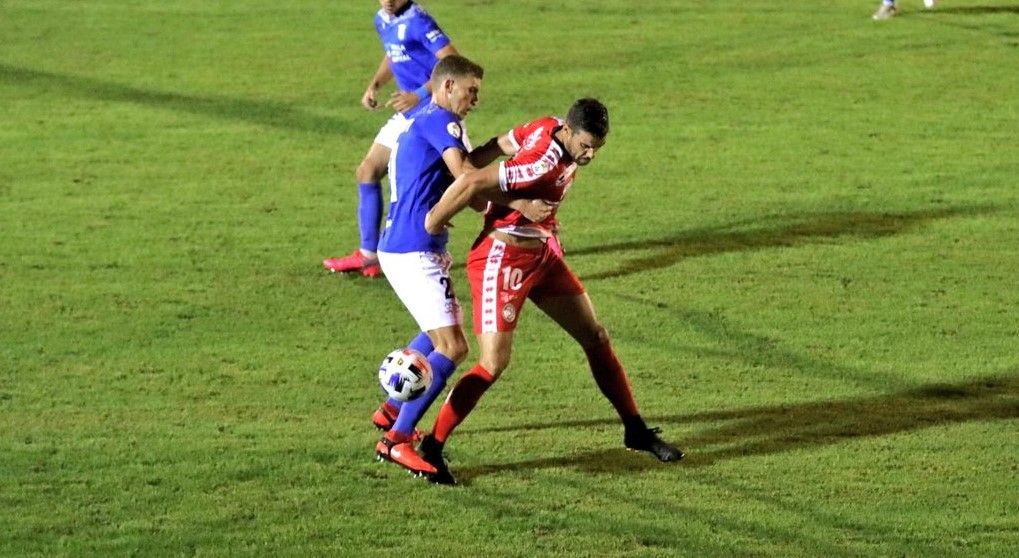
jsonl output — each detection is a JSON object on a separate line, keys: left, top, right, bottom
{"left": 486, "top": 116, "right": 578, "bottom": 238}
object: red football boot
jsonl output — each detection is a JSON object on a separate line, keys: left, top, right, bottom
{"left": 375, "top": 435, "right": 437, "bottom": 476}
{"left": 323, "top": 249, "right": 382, "bottom": 277}
{"left": 371, "top": 402, "right": 399, "bottom": 431}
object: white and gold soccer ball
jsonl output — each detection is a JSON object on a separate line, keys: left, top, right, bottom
{"left": 378, "top": 348, "right": 432, "bottom": 402}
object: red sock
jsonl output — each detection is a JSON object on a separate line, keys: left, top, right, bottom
{"left": 583, "top": 341, "right": 640, "bottom": 419}
{"left": 432, "top": 364, "right": 495, "bottom": 443}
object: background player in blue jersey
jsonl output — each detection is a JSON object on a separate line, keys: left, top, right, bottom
{"left": 370, "top": 55, "right": 555, "bottom": 479}
{"left": 323, "top": 0, "right": 460, "bottom": 277}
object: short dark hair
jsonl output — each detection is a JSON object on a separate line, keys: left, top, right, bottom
{"left": 566, "top": 98, "right": 609, "bottom": 138}
{"left": 431, "top": 54, "right": 485, "bottom": 83}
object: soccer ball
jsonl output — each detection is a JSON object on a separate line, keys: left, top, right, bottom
{"left": 378, "top": 348, "right": 432, "bottom": 402}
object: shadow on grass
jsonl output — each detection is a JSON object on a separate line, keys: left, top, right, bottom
{"left": 453, "top": 373, "right": 1019, "bottom": 484}
{"left": 927, "top": 6, "right": 1019, "bottom": 15}
{"left": 570, "top": 206, "right": 993, "bottom": 281}
{"left": 0, "top": 62, "right": 361, "bottom": 136}
{"left": 920, "top": 6, "right": 1019, "bottom": 41}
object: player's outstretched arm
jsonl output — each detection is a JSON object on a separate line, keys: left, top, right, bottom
{"left": 425, "top": 165, "right": 501, "bottom": 234}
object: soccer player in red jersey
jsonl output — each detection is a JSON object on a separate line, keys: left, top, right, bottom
{"left": 418, "top": 98, "right": 684, "bottom": 484}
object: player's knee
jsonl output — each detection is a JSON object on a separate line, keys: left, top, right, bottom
{"left": 434, "top": 336, "right": 469, "bottom": 365}
{"left": 580, "top": 323, "right": 611, "bottom": 349}
{"left": 446, "top": 339, "right": 470, "bottom": 365}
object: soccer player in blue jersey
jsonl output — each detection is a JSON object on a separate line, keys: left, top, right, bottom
{"left": 323, "top": 0, "right": 461, "bottom": 277}
{"left": 370, "top": 55, "right": 555, "bottom": 478}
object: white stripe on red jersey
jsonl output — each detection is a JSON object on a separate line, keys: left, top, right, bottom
{"left": 479, "top": 239, "right": 506, "bottom": 333}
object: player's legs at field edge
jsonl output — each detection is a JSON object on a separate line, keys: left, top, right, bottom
{"left": 534, "top": 293, "right": 684, "bottom": 461}
{"left": 322, "top": 142, "right": 389, "bottom": 275}
{"left": 373, "top": 331, "right": 435, "bottom": 429}
{"left": 418, "top": 330, "right": 507, "bottom": 484}
{"left": 873, "top": 0, "right": 897, "bottom": 19}
{"left": 374, "top": 249, "right": 469, "bottom": 475}
{"left": 383, "top": 324, "right": 469, "bottom": 444}
{"left": 873, "top": 0, "right": 936, "bottom": 18}
{"left": 430, "top": 330, "right": 512, "bottom": 444}
{"left": 375, "top": 248, "right": 464, "bottom": 439}
{"left": 378, "top": 325, "right": 468, "bottom": 477}
{"left": 355, "top": 143, "right": 389, "bottom": 256}
{"left": 532, "top": 293, "right": 642, "bottom": 425}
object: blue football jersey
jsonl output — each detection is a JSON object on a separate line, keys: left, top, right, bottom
{"left": 374, "top": 2, "right": 450, "bottom": 116}
{"left": 379, "top": 104, "right": 467, "bottom": 253}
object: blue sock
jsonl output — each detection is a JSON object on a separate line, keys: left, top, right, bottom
{"left": 392, "top": 351, "right": 457, "bottom": 436}
{"left": 357, "top": 182, "right": 382, "bottom": 253}
{"left": 407, "top": 331, "right": 434, "bottom": 355}
{"left": 386, "top": 332, "right": 435, "bottom": 411}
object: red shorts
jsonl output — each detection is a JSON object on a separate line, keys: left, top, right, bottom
{"left": 467, "top": 235, "right": 585, "bottom": 334}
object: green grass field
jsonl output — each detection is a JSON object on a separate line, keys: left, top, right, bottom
{"left": 2, "top": 0, "right": 1018, "bottom": 555}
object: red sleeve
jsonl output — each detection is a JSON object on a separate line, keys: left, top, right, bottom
{"left": 506, "top": 122, "right": 531, "bottom": 151}
{"left": 506, "top": 116, "right": 556, "bottom": 152}
{"left": 499, "top": 116, "right": 561, "bottom": 192}
{"left": 499, "top": 150, "right": 558, "bottom": 193}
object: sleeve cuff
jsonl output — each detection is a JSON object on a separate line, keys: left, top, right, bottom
{"left": 506, "top": 129, "right": 520, "bottom": 151}
{"left": 498, "top": 162, "right": 509, "bottom": 192}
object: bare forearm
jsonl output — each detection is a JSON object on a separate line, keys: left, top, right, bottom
{"left": 369, "top": 57, "right": 392, "bottom": 90}
{"left": 467, "top": 137, "right": 505, "bottom": 169}
{"left": 469, "top": 133, "right": 519, "bottom": 168}
{"left": 426, "top": 177, "right": 477, "bottom": 233}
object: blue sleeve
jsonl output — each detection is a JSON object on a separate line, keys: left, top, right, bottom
{"left": 412, "top": 14, "right": 451, "bottom": 54}
{"left": 420, "top": 112, "right": 466, "bottom": 155}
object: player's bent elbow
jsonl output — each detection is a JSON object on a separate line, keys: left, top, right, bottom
{"left": 423, "top": 216, "right": 443, "bottom": 235}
